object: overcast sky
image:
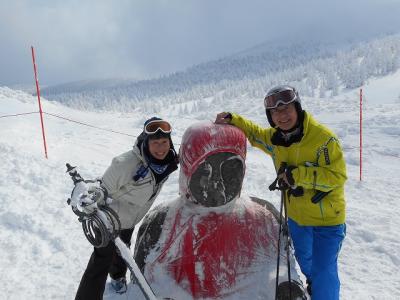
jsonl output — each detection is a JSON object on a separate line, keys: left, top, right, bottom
{"left": 1, "top": 0, "right": 400, "bottom": 86}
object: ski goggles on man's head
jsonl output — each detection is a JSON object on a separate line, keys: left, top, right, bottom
{"left": 144, "top": 120, "right": 172, "bottom": 135}
{"left": 264, "top": 89, "right": 298, "bottom": 110}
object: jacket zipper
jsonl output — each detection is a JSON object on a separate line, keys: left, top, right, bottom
{"left": 313, "top": 170, "right": 325, "bottom": 220}
{"left": 313, "top": 170, "right": 317, "bottom": 191}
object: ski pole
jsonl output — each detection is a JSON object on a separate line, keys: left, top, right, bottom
{"left": 114, "top": 237, "right": 158, "bottom": 300}
{"left": 275, "top": 186, "right": 284, "bottom": 300}
{"left": 271, "top": 162, "right": 293, "bottom": 300}
{"left": 66, "top": 163, "right": 161, "bottom": 300}
{"left": 283, "top": 189, "right": 292, "bottom": 300}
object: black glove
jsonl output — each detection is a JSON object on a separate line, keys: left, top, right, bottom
{"left": 284, "top": 166, "right": 305, "bottom": 197}
{"left": 277, "top": 178, "right": 289, "bottom": 190}
{"left": 284, "top": 165, "right": 296, "bottom": 187}
{"left": 276, "top": 164, "right": 296, "bottom": 190}
{"left": 270, "top": 163, "right": 303, "bottom": 196}
{"left": 270, "top": 162, "right": 289, "bottom": 191}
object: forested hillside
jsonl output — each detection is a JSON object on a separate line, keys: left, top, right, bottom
{"left": 39, "top": 34, "right": 400, "bottom": 112}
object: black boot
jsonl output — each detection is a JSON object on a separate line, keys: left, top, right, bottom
{"left": 277, "top": 280, "right": 307, "bottom": 300}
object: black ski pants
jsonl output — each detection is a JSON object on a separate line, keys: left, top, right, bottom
{"left": 75, "top": 228, "right": 134, "bottom": 300}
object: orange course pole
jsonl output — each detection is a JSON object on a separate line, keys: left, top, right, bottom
{"left": 31, "top": 46, "right": 48, "bottom": 159}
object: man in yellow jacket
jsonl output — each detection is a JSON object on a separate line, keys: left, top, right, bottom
{"left": 215, "top": 85, "right": 346, "bottom": 300}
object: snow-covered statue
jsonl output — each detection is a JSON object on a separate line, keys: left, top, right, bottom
{"left": 134, "top": 121, "right": 306, "bottom": 300}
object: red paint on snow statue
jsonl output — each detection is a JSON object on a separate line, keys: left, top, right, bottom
{"left": 134, "top": 122, "right": 297, "bottom": 300}
{"left": 151, "top": 204, "right": 278, "bottom": 298}
{"left": 178, "top": 122, "right": 247, "bottom": 200}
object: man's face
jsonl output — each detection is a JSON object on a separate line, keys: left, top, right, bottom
{"left": 148, "top": 137, "right": 170, "bottom": 160}
{"left": 270, "top": 103, "right": 298, "bottom": 131}
{"left": 189, "top": 152, "right": 244, "bottom": 207}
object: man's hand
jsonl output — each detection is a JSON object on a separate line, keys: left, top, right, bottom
{"left": 270, "top": 163, "right": 303, "bottom": 197}
{"left": 215, "top": 112, "right": 232, "bottom": 124}
{"left": 278, "top": 165, "right": 297, "bottom": 188}
{"left": 278, "top": 171, "right": 291, "bottom": 187}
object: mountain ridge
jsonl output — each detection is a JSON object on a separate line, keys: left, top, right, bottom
{"left": 39, "top": 33, "right": 400, "bottom": 112}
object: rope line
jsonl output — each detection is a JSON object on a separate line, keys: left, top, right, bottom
{"left": 43, "top": 112, "right": 136, "bottom": 137}
{"left": 0, "top": 111, "right": 39, "bottom": 118}
{"left": 0, "top": 111, "right": 397, "bottom": 157}
{"left": 0, "top": 111, "right": 136, "bottom": 137}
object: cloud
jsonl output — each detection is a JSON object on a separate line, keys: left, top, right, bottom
{"left": 1, "top": 0, "right": 400, "bottom": 86}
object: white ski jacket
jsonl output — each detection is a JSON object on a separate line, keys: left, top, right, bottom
{"left": 101, "top": 146, "right": 166, "bottom": 229}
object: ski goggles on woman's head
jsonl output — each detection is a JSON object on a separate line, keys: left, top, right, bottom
{"left": 264, "top": 89, "right": 298, "bottom": 110}
{"left": 144, "top": 120, "right": 172, "bottom": 135}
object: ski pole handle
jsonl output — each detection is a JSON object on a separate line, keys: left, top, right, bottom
{"left": 66, "top": 163, "right": 84, "bottom": 185}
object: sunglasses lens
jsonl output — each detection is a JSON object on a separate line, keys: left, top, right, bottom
{"left": 145, "top": 120, "right": 172, "bottom": 134}
{"left": 264, "top": 90, "right": 296, "bottom": 109}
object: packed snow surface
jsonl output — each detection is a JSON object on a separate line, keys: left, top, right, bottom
{"left": 0, "top": 70, "right": 400, "bottom": 299}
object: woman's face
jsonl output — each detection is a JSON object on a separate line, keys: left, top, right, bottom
{"left": 270, "top": 103, "right": 298, "bottom": 131}
{"left": 148, "top": 137, "right": 170, "bottom": 160}
{"left": 189, "top": 152, "right": 244, "bottom": 207}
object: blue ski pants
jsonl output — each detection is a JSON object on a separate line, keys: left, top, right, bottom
{"left": 288, "top": 218, "right": 346, "bottom": 300}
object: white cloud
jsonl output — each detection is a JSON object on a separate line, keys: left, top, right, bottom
{"left": 1, "top": 0, "right": 400, "bottom": 86}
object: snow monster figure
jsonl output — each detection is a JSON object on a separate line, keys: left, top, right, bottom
{"left": 134, "top": 121, "right": 305, "bottom": 300}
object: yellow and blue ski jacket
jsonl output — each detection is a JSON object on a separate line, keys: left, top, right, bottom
{"left": 230, "top": 112, "right": 347, "bottom": 226}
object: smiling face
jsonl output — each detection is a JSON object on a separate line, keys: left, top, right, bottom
{"left": 148, "top": 137, "right": 171, "bottom": 160}
{"left": 270, "top": 103, "right": 298, "bottom": 131}
{"left": 189, "top": 152, "right": 244, "bottom": 207}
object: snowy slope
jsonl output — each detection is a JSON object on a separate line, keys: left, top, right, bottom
{"left": 0, "top": 68, "right": 400, "bottom": 299}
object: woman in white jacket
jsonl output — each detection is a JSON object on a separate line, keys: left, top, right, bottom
{"left": 75, "top": 117, "right": 178, "bottom": 300}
